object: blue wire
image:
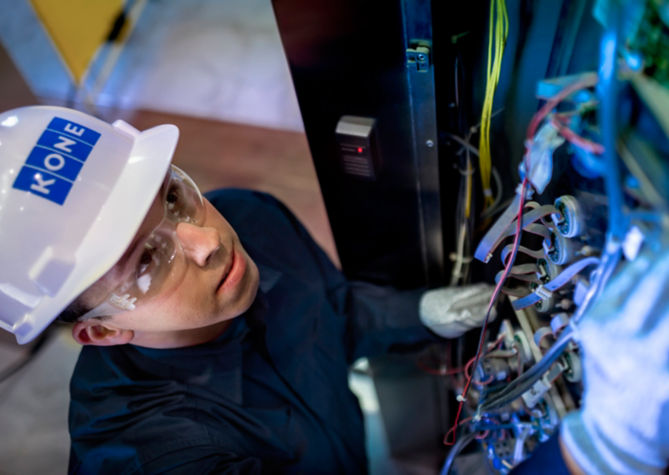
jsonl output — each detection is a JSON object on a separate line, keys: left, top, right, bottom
{"left": 598, "top": 9, "right": 626, "bottom": 242}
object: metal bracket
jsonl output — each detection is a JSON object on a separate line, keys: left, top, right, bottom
{"left": 406, "top": 41, "right": 430, "bottom": 72}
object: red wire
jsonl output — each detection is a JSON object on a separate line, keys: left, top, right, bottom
{"left": 444, "top": 177, "right": 528, "bottom": 446}
{"left": 476, "top": 429, "right": 491, "bottom": 440}
{"left": 550, "top": 116, "right": 605, "bottom": 155}
{"left": 463, "top": 335, "right": 505, "bottom": 379}
{"left": 444, "top": 76, "right": 599, "bottom": 447}
{"left": 416, "top": 358, "right": 465, "bottom": 376}
{"left": 415, "top": 341, "right": 466, "bottom": 376}
{"left": 526, "top": 75, "right": 599, "bottom": 141}
{"left": 463, "top": 355, "right": 476, "bottom": 379}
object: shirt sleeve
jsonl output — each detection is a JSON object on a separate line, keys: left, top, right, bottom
{"left": 141, "top": 451, "right": 263, "bottom": 475}
{"left": 69, "top": 439, "right": 264, "bottom": 475}
{"left": 236, "top": 190, "right": 437, "bottom": 362}
{"left": 331, "top": 280, "right": 437, "bottom": 362}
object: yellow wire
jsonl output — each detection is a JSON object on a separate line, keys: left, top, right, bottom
{"left": 465, "top": 154, "right": 473, "bottom": 219}
{"left": 478, "top": 2, "right": 494, "bottom": 207}
{"left": 478, "top": 0, "right": 508, "bottom": 210}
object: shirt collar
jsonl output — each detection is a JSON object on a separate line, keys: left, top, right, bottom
{"left": 129, "top": 264, "right": 277, "bottom": 404}
{"left": 258, "top": 262, "right": 282, "bottom": 293}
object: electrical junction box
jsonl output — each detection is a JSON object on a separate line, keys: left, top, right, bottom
{"left": 335, "top": 116, "right": 380, "bottom": 180}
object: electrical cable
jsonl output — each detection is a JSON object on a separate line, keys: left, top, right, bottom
{"left": 488, "top": 166, "right": 503, "bottom": 213}
{"left": 447, "top": 132, "right": 480, "bottom": 158}
{"left": 479, "top": 0, "right": 509, "bottom": 210}
{"left": 478, "top": 325, "right": 574, "bottom": 412}
{"left": 450, "top": 222, "right": 469, "bottom": 286}
{"left": 571, "top": 245, "right": 621, "bottom": 324}
{"left": 480, "top": 196, "right": 514, "bottom": 221}
{"left": 550, "top": 116, "right": 605, "bottom": 155}
{"left": 449, "top": 131, "right": 480, "bottom": 285}
{"left": 445, "top": 85, "right": 560, "bottom": 443}
{"left": 598, "top": 14, "right": 626, "bottom": 242}
{"left": 526, "top": 73, "right": 599, "bottom": 142}
{"left": 441, "top": 431, "right": 479, "bottom": 475}
{"left": 417, "top": 344, "right": 466, "bottom": 377}
{"left": 445, "top": 32, "right": 617, "bottom": 460}
{"left": 444, "top": 176, "right": 529, "bottom": 446}
{"left": 450, "top": 75, "right": 601, "bottom": 445}
{"left": 451, "top": 149, "right": 475, "bottom": 285}
{"left": 473, "top": 65, "right": 623, "bottom": 418}
{"left": 471, "top": 76, "right": 595, "bottom": 410}
{"left": 445, "top": 13, "right": 629, "bottom": 469}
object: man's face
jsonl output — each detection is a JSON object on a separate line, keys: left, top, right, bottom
{"left": 77, "top": 181, "right": 260, "bottom": 347}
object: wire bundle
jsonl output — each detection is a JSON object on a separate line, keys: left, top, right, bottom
{"left": 479, "top": 0, "right": 509, "bottom": 210}
{"left": 444, "top": 76, "right": 604, "bottom": 452}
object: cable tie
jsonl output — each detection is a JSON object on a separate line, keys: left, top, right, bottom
{"left": 534, "top": 284, "right": 553, "bottom": 301}
{"left": 512, "top": 256, "right": 600, "bottom": 310}
{"left": 456, "top": 394, "right": 466, "bottom": 403}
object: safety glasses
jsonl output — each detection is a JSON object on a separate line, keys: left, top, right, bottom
{"left": 82, "top": 165, "right": 205, "bottom": 319}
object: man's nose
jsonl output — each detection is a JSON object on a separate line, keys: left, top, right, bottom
{"left": 175, "top": 222, "right": 221, "bottom": 267}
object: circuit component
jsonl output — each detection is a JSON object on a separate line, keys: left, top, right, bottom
{"left": 552, "top": 195, "right": 583, "bottom": 238}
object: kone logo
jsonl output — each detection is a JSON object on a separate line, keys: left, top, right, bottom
{"left": 12, "top": 117, "right": 101, "bottom": 205}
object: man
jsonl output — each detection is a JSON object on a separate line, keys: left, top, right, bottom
{"left": 0, "top": 105, "right": 489, "bottom": 473}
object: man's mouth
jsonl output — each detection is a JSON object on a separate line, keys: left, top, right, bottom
{"left": 216, "top": 246, "right": 247, "bottom": 295}
{"left": 216, "top": 248, "right": 235, "bottom": 292}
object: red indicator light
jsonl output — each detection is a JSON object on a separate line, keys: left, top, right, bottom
{"left": 357, "top": 147, "right": 363, "bottom": 153}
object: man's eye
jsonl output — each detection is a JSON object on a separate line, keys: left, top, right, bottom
{"left": 134, "top": 246, "right": 158, "bottom": 295}
{"left": 137, "top": 246, "right": 155, "bottom": 277}
{"left": 166, "top": 185, "right": 181, "bottom": 208}
{"left": 165, "top": 184, "right": 186, "bottom": 217}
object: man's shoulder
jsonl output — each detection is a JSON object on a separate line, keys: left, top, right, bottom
{"left": 204, "top": 188, "right": 290, "bottom": 221}
{"left": 69, "top": 344, "right": 255, "bottom": 472}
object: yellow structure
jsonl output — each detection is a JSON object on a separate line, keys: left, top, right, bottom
{"left": 29, "top": 0, "right": 124, "bottom": 84}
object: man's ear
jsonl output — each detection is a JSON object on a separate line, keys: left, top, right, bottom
{"left": 71, "top": 319, "right": 134, "bottom": 346}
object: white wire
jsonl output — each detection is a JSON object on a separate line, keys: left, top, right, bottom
{"left": 450, "top": 223, "right": 468, "bottom": 286}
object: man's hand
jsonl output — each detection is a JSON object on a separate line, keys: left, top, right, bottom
{"left": 419, "top": 283, "right": 495, "bottom": 338}
{"left": 560, "top": 248, "right": 669, "bottom": 474}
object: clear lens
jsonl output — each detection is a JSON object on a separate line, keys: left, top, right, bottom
{"left": 164, "top": 165, "right": 204, "bottom": 225}
{"left": 87, "top": 165, "right": 205, "bottom": 316}
{"left": 118, "top": 228, "right": 179, "bottom": 301}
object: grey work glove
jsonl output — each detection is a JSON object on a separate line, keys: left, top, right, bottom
{"left": 560, "top": 249, "right": 669, "bottom": 474}
{"left": 419, "top": 283, "right": 495, "bottom": 338}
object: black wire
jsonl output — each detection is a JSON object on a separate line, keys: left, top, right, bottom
{"left": 479, "top": 327, "right": 574, "bottom": 412}
{"left": 441, "top": 431, "right": 479, "bottom": 475}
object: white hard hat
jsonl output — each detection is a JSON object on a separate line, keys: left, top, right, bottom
{"left": 0, "top": 106, "right": 178, "bottom": 344}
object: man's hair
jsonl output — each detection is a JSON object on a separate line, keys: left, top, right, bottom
{"left": 57, "top": 298, "right": 94, "bottom": 323}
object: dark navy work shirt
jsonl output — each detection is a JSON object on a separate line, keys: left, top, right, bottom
{"left": 68, "top": 189, "right": 434, "bottom": 474}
